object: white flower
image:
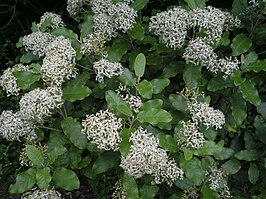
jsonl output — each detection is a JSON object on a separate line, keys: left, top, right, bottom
{"left": 21, "top": 188, "right": 62, "bottom": 199}
{"left": 0, "top": 110, "right": 36, "bottom": 141}
{"left": 41, "top": 36, "right": 77, "bottom": 86}
{"left": 207, "top": 167, "right": 224, "bottom": 191}
{"left": 93, "top": 13, "right": 117, "bottom": 39}
{"left": 112, "top": 180, "right": 128, "bottom": 199}
{"left": 91, "top": 0, "right": 113, "bottom": 14}
{"left": 82, "top": 109, "right": 123, "bottom": 151}
{"left": 149, "top": 7, "right": 189, "bottom": 49}
{"left": 80, "top": 33, "right": 107, "bottom": 55}
{"left": 22, "top": 32, "right": 54, "bottom": 56}
{"left": 37, "top": 12, "right": 65, "bottom": 30}
{"left": 217, "top": 56, "right": 240, "bottom": 78}
{"left": 0, "top": 64, "right": 29, "bottom": 96}
{"left": 19, "top": 87, "right": 63, "bottom": 122}
{"left": 93, "top": 59, "right": 123, "bottom": 83}
{"left": 120, "top": 128, "right": 184, "bottom": 186}
{"left": 67, "top": 0, "right": 90, "bottom": 21}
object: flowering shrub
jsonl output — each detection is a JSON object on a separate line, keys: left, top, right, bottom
{"left": 1, "top": 0, "right": 266, "bottom": 198}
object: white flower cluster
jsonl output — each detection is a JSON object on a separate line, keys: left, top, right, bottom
{"left": 177, "top": 121, "right": 205, "bottom": 149}
{"left": 19, "top": 87, "right": 63, "bottom": 122}
{"left": 183, "top": 38, "right": 239, "bottom": 78}
{"left": 149, "top": 7, "right": 189, "bottom": 49}
{"left": 21, "top": 189, "right": 62, "bottom": 199}
{"left": 0, "top": 110, "right": 36, "bottom": 141}
{"left": 92, "top": 0, "right": 137, "bottom": 39}
{"left": 0, "top": 64, "right": 29, "bottom": 96}
{"left": 207, "top": 167, "right": 224, "bottom": 191}
{"left": 182, "top": 186, "right": 200, "bottom": 199}
{"left": 82, "top": 109, "right": 123, "bottom": 151}
{"left": 41, "top": 36, "right": 77, "bottom": 86}
{"left": 116, "top": 84, "right": 142, "bottom": 113}
{"left": 22, "top": 32, "right": 54, "bottom": 57}
{"left": 93, "top": 58, "right": 123, "bottom": 83}
{"left": 80, "top": 33, "right": 107, "bottom": 55}
{"left": 37, "top": 12, "right": 65, "bottom": 30}
{"left": 67, "top": 0, "right": 90, "bottom": 22}
{"left": 120, "top": 128, "right": 184, "bottom": 186}
{"left": 218, "top": 185, "right": 233, "bottom": 199}
{"left": 112, "top": 180, "right": 128, "bottom": 199}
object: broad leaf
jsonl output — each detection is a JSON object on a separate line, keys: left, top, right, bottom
{"left": 169, "top": 94, "right": 188, "bottom": 112}
{"left": 214, "top": 148, "right": 234, "bottom": 160}
{"left": 79, "top": 15, "right": 93, "bottom": 38}
{"left": 119, "top": 128, "right": 134, "bottom": 156}
{"left": 137, "top": 108, "right": 172, "bottom": 125}
{"left": 140, "top": 184, "right": 159, "bottom": 199}
{"left": 230, "top": 92, "right": 247, "bottom": 126}
{"left": 122, "top": 173, "right": 139, "bottom": 199}
{"left": 232, "top": 0, "right": 248, "bottom": 17}
{"left": 140, "top": 99, "right": 163, "bottom": 111}
{"left": 36, "top": 167, "right": 51, "bottom": 190}
{"left": 183, "top": 64, "right": 201, "bottom": 89}
{"left": 157, "top": 133, "right": 178, "bottom": 152}
{"left": 246, "top": 60, "right": 266, "bottom": 72}
{"left": 61, "top": 117, "right": 88, "bottom": 149}
{"left": 150, "top": 78, "right": 170, "bottom": 94}
{"left": 128, "top": 23, "right": 145, "bottom": 40}
{"left": 92, "top": 151, "right": 120, "bottom": 174}
{"left": 185, "top": 0, "right": 206, "bottom": 9}
{"left": 239, "top": 80, "right": 261, "bottom": 106}
{"left": 207, "top": 75, "right": 233, "bottom": 91}
{"left": 134, "top": 53, "right": 146, "bottom": 78}
{"left": 131, "top": 0, "right": 149, "bottom": 11}
{"left": 136, "top": 80, "right": 153, "bottom": 99}
{"left": 51, "top": 27, "right": 78, "bottom": 41}
{"left": 201, "top": 185, "right": 217, "bottom": 199}
{"left": 194, "top": 140, "right": 224, "bottom": 156}
{"left": 231, "top": 34, "right": 252, "bottom": 56}
{"left": 52, "top": 167, "right": 80, "bottom": 191}
{"left": 20, "top": 52, "right": 39, "bottom": 64}
{"left": 248, "top": 163, "right": 259, "bottom": 184}
{"left": 108, "top": 38, "right": 129, "bottom": 62}
{"left": 13, "top": 71, "right": 40, "bottom": 90}
{"left": 118, "top": 68, "right": 136, "bottom": 86}
{"left": 63, "top": 85, "right": 92, "bottom": 102}
{"left": 221, "top": 159, "right": 241, "bottom": 175}
{"left": 235, "top": 149, "right": 258, "bottom": 161}
{"left": 25, "top": 145, "right": 44, "bottom": 167}
{"left": 254, "top": 116, "right": 266, "bottom": 144}
{"left": 46, "top": 145, "right": 67, "bottom": 164}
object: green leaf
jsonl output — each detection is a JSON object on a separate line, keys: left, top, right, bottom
{"left": 242, "top": 51, "right": 258, "bottom": 67}
{"left": 150, "top": 78, "right": 170, "bottom": 94}
{"left": 194, "top": 140, "right": 224, "bottom": 156}
{"left": 157, "top": 133, "right": 178, "bottom": 152}
{"left": 180, "top": 156, "right": 205, "bottom": 185}
{"left": 122, "top": 173, "right": 139, "bottom": 199}
{"left": 140, "top": 184, "right": 159, "bottom": 199}
{"left": 201, "top": 185, "right": 217, "bottom": 199}
{"left": 118, "top": 68, "right": 136, "bottom": 86}
{"left": 61, "top": 117, "right": 88, "bottom": 149}
{"left": 254, "top": 116, "right": 266, "bottom": 144}
{"left": 119, "top": 128, "right": 134, "bottom": 156}
{"left": 137, "top": 108, "right": 172, "bottom": 125}
{"left": 207, "top": 75, "right": 233, "bottom": 91}
{"left": 36, "top": 167, "right": 51, "bottom": 190}
{"left": 248, "top": 163, "right": 259, "bottom": 184}
{"left": 221, "top": 159, "right": 241, "bottom": 175}
{"left": 231, "top": 70, "right": 245, "bottom": 86}
{"left": 16, "top": 37, "right": 23, "bottom": 48}
{"left": 235, "top": 149, "right": 258, "bottom": 161}
{"left": 46, "top": 145, "right": 67, "bottom": 164}
{"left": 20, "top": 52, "right": 39, "bottom": 64}
{"left": 131, "top": 0, "right": 149, "bottom": 11}
{"left": 231, "top": 34, "right": 252, "bottom": 56}
{"left": 9, "top": 169, "right": 36, "bottom": 194}
{"left": 13, "top": 71, "right": 40, "bottom": 90}
{"left": 185, "top": 0, "right": 206, "bottom": 9}
{"left": 169, "top": 94, "right": 188, "bottom": 112}
{"left": 128, "top": 23, "right": 145, "bottom": 40}
{"left": 141, "top": 99, "right": 163, "bottom": 111}
{"left": 108, "top": 38, "right": 129, "bottom": 62}
{"left": 232, "top": 0, "right": 248, "bottom": 17}
{"left": 183, "top": 64, "right": 201, "bottom": 89}
{"left": 25, "top": 145, "right": 45, "bottom": 167}
{"left": 134, "top": 53, "right": 146, "bottom": 78}
{"left": 257, "top": 102, "right": 266, "bottom": 120}
{"left": 214, "top": 148, "right": 234, "bottom": 160}
{"left": 136, "top": 80, "right": 153, "bottom": 99}
{"left": 63, "top": 85, "right": 92, "bottom": 102}
{"left": 51, "top": 27, "right": 78, "bottom": 41}
{"left": 39, "top": 18, "right": 52, "bottom": 32}
{"left": 105, "top": 90, "right": 133, "bottom": 117}
{"left": 246, "top": 60, "right": 266, "bottom": 72}
{"left": 79, "top": 15, "right": 93, "bottom": 38}
{"left": 230, "top": 92, "right": 247, "bottom": 126}
{"left": 92, "top": 151, "right": 120, "bottom": 174}
{"left": 239, "top": 80, "right": 261, "bottom": 106}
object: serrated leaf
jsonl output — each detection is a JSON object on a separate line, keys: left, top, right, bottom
{"left": 61, "top": 117, "right": 88, "bottom": 149}
{"left": 36, "top": 167, "right": 51, "bottom": 190}
{"left": 51, "top": 27, "right": 78, "bottom": 41}
{"left": 248, "top": 163, "right": 259, "bottom": 184}
{"left": 25, "top": 145, "right": 44, "bottom": 167}
{"left": 92, "top": 151, "right": 120, "bottom": 174}
{"left": 128, "top": 23, "right": 145, "bottom": 40}
{"left": 235, "top": 149, "right": 258, "bottom": 161}
{"left": 180, "top": 156, "right": 205, "bottom": 185}
{"left": 136, "top": 80, "right": 153, "bottom": 99}
{"left": 13, "top": 71, "right": 40, "bottom": 90}
{"left": 108, "top": 38, "right": 129, "bottom": 62}
{"left": 221, "top": 159, "right": 241, "bottom": 175}
{"left": 140, "top": 99, "right": 163, "bottom": 111}
{"left": 46, "top": 145, "right": 67, "bottom": 165}
{"left": 53, "top": 167, "right": 80, "bottom": 191}
{"left": 137, "top": 108, "right": 172, "bottom": 125}
{"left": 185, "top": 0, "right": 206, "bottom": 9}
{"left": 230, "top": 92, "right": 247, "bottom": 126}
{"left": 246, "top": 60, "right": 266, "bottom": 72}
{"left": 63, "top": 85, "right": 92, "bottom": 102}
{"left": 134, "top": 53, "right": 146, "bottom": 78}
{"left": 140, "top": 184, "right": 159, "bottom": 199}
{"left": 207, "top": 75, "right": 233, "bottom": 91}
{"left": 131, "top": 0, "right": 149, "bottom": 11}
{"left": 157, "top": 133, "right": 178, "bottom": 152}
{"left": 9, "top": 169, "right": 36, "bottom": 194}
{"left": 150, "top": 78, "right": 170, "bottom": 94}
{"left": 194, "top": 140, "right": 224, "bottom": 156}
{"left": 231, "top": 34, "right": 252, "bottom": 56}
{"left": 105, "top": 90, "right": 133, "bottom": 117}
{"left": 239, "top": 80, "right": 261, "bottom": 106}
{"left": 118, "top": 68, "right": 136, "bottom": 86}
{"left": 169, "top": 94, "right": 188, "bottom": 112}
{"left": 183, "top": 64, "right": 201, "bottom": 89}
{"left": 122, "top": 173, "right": 139, "bottom": 199}
{"left": 20, "top": 52, "right": 39, "bottom": 64}
{"left": 79, "top": 15, "right": 93, "bottom": 38}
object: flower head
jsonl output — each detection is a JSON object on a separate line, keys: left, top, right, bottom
{"left": 112, "top": 180, "right": 128, "bottom": 199}
{"left": 67, "top": 0, "right": 90, "bottom": 21}
{"left": 37, "top": 12, "right": 65, "bottom": 30}
{"left": 21, "top": 188, "right": 62, "bottom": 199}
{"left": 80, "top": 33, "right": 107, "bottom": 56}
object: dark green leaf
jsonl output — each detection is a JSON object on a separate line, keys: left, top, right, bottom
{"left": 207, "top": 75, "right": 233, "bottom": 91}
{"left": 39, "top": 18, "right": 52, "bottom": 32}
{"left": 246, "top": 60, "right": 266, "bottom": 72}
{"left": 36, "top": 167, "right": 51, "bottom": 190}
{"left": 254, "top": 116, "right": 266, "bottom": 144}
{"left": 16, "top": 37, "right": 23, "bottom": 48}
{"left": 136, "top": 80, "right": 153, "bottom": 99}
{"left": 13, "top": 71, "right": 40, "bottom": 90}
{"left": 137, "top": 108, "right": 172, "bottom": 125}
{"left": 248, "top": 163, "right": 259, "bottom": 184}
{"left": 232, "top": 0, "right": 248, "bottom": 17}
{"left": 230, "top": 92, "right": 247, "bottom": 126}
{"left": 119, "top": 128, "right": 134, "bottom": 156}
{"left": 194, "top": 141, "right": 224, "bottom": 156}
{"left": 221, "top": 159, "right": 241, "bottom": 175}
{"left": 242, "top": 51, "right": 258, "bottom": 67}
{"left": 118, "top": 68, "right": 136, "bottom": 86}
{"left": 231, "top": 70, "right": 245, "bottom": 86}
{"left": 231, "top": 34, "right": 252, "bottom": 56}
{"left": 79, "top": 15, "right": 93, "bottom": 38}
{"left": 185, "top": 0, "right": 206, "bottom": 9}
{"left": 46, "top": 145, "right": 67, "bottom": 164}
{"left": 122, "top": 173, "right": 139, "bottom": 199}
{"left": 157, "top": 133, "right": 177, "bottom": 152}
{"left": 63, "top": 85, "right": 92, "bottom": 102}
{"left": 52, "top": 167, "right": 80, "bottom": 191}
{"left": 214, "top": 148, "right": 234, "bottom": 160}
{"left": 201, "top": 185, "right": 217, "bottom": 199}
{"left": 150, "top": 78, "right": 170, "bottom": 94}
{"left": 51, "top": 27, "right": 78, "bottom": 41}
{"left": 134, "top": 53, "right": 146, "bottom": 78}
{"left": 92, "top": 151, "right": 120, "bottom": 174}
{"left": 128, "top": 23, "right": 145, "bottom": 40}
{"left": 108, "top": 38, "right": 129, "bottom": 62}
{"left": 140, "top": 184, "right": 159, "bottom": 199}
{"left": 235, "top": 150, "right": 258, "bottom": 161}
{"left": 239, "top": 80, "right": 261, "bottom": 106}
{"left": 257, "top": 102, "right": 266, "bottom": 120}
{"left": 25, "top": 145, "right": 44, "bottom": 167}
{"left": 183, "top": 64, "right": 201, "bottom": 89}
{"left": 169, "top": 94, "right": 188, "bottom": 112}
{"left": 20, "top": 52, "right": 39, "bottom": 64}
{"left": 140, "top": 99, "right": 163, "bottom": 111}
{"left": 131, "top": 0, "right": 149, "bottom": 11}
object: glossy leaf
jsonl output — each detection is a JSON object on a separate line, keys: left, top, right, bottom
{"left": 248, "top": 163, "right": 259, "bottom": 184}
{"left": 221, "top": 159, "right": 241, "bottom": 175}
{"left": 235, "top": 150, "right": 258, "bottom": 161}
{"left": 254, "top": 116, "right": 266, "bottom": 144}
{"left": 92, "top": 151, "right": 120, "bottom": 174}
{"left": 36, "top": 167, "right": 51, "bottom": 190}
{"left": 51, "top": 27, "right": 78, "bottom": 41}
{"left": 231, "top": 34, "right": 252, "bottom": 56}
{"left": 230, "top": 92, "right": 247, "bottom": 126}
{"left": 183, "top": 64, "right": 201, "bottom": 89}
{"left": 13, "top": 71, "right": 40, "bottom": 90}
{"left": 150, "top": 78, "right": 170, "bottom": 94}
{"left": 140, "top": 99, "right": 163, "bottom": 111}
{"left": 157, "top": 133, "right": 178, "bottom": 152}
{"left": 207, "top": 75, "right": 233, "bottom": 91}
{"left": 122, "top": 173, "right": 139, "bottom": 199}
{"left": 214, "top": 148, "right": 234, "bottom": 160}
{"left": 128, "top": 23, "right": 145, "bottom": 40}
{"left": 194, "top": 140, "right": 224, "bottom": 156}
{"left": 63, "top": 85, "right": 92, "bottom": 102}
{"left": 137, "top": 108, "right": 172, "bottom": 125}
{"left": 20, "top": 52, "right": 39, "bottom": 64}
{"left": 239, "top": 80, "right": 261, "bottom": 106}
{"left": 46, "top": 145, "right": 67, "bottom": 165}
{"left": 134, "top": 53, "right": 146, "bottom": 78}
{"left": 185, "top": 0, "right": 206, "bottom": 9}
{"left": 136, "top": 80, "right": 153, "bottom": 99}
{"left": 108, "top": 38, "right": 129, "bottom": 62}
{"left": 25, "top": 145, "right": 45, "bottom": 167}
{"left": 118, "top": 68, "right": 136, "bottom": 86}
{"left": 169, "top": 94, "right": 188, "bottom": 112}
{"left": 246, "top": 60, "right": 266, "bottom": 72}
{"left": 119, "top": 128, "right": 133, "bottom": 156}
{"left": 79, "top": 15, "right": 93, "bottom": 38}
{"left": 140, "top": 184, "right": 159, "bottom": 199}
{"left": 131, "top": 0, "right": 149, "bottom": 11}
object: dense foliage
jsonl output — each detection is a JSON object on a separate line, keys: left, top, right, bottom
{"left": 1, "top": 0, "right": 266, "bottom": 198}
